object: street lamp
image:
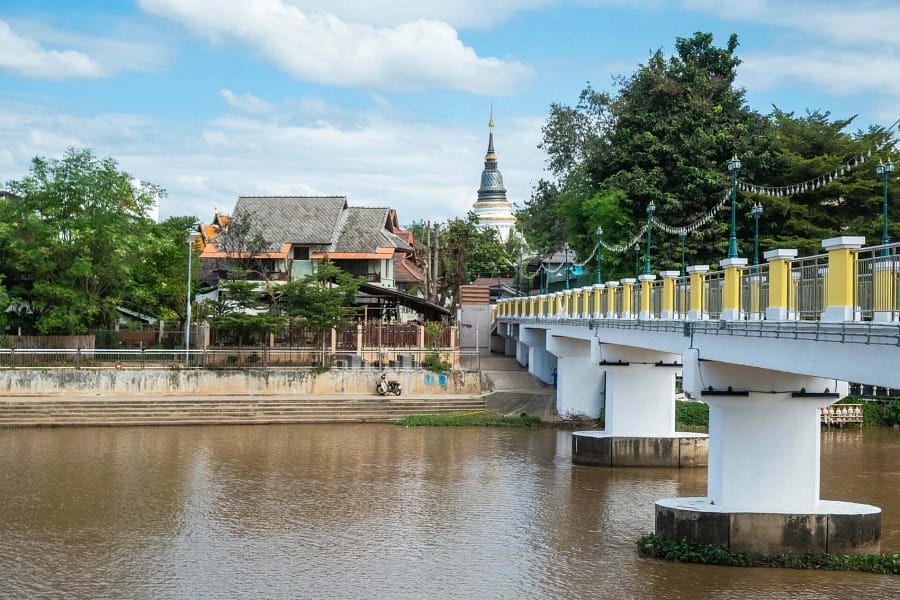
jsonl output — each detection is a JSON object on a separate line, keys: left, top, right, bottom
{"left": 564, "top": 243, "right": 571, "bottom": 290}
{"left": 876, "top": 159, "right": 894, "bottom": 254}
{"left": 679, "top": 231, "right": 687, "bottom": 277}
{"left": 595, "top": 226, "right": 603, "bottom": 284}
{"left": 728, "top": 155, "right": 742, "bottom": 259}
{"left": 634, "top": 245, "right": 640, "bottom": 278}
{"left": 185, "top": 230, "right": 201, "bottom": 363}
{"left": 751, "top": 203, "right": 763, "bottom": 268}
{"left": 644, "top": 200, "right": 655, "bottom": 275}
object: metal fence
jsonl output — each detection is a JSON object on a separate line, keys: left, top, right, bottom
{"left": 856, "top": 243, "right": 900, "bottom": 322}
{"left": 0, "top": 348, "right": 481, "bottom": 371}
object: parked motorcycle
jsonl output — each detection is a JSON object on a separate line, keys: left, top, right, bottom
{"left": 376, "top": 373, "right": 402, "bottom": 396}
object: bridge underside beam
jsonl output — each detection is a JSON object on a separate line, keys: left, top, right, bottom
{"left": 519, "top": 327, "right": 555, "bottom": 385}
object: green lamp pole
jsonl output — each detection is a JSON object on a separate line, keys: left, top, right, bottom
{"left": 876, "top": 160, "right": 894, "bottom": 255}
{"left": 644, "top": 200, "right": 655, "bottom": 275}
{"left": 595, "top": 226, "right": 603, "bottom": 284}
{"left": 564, "top": 243, "right": 571, "bottom": 290}
{"left": 679, "top": 231, "right": 687, "bottom": 277}
{"left": 727, "top": 156, "right": 742, "bottom": 259}
{"left": 634, "top": 245, "right": 639, "bottom": 278}
{"left": 751, "top": 203, "right": 763, "bottom": 269}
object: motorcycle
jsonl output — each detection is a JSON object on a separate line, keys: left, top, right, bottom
{"left": 376, "top": 373, "right": 402, "bottom": 396}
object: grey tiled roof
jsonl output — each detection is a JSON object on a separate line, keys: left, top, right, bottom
{"left": 232, "top": 196, "right": 348, "bottom": 251}
{"left": 330, "top": 207, "right": 412, "bottom": 254}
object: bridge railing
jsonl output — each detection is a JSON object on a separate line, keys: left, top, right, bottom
{"left": 855, "top": 243, "right": 900, "bottom": 322}
{"left": 496, "top": 237, "right": 900, "bottom": 326}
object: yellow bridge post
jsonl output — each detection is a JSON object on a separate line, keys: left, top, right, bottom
{"left": 764, "top": 249, "right": 797, "bottom": 321}
{"left": 638, "top": 274, "right": 656, "bottom": 320}
{"left": 686, "top": 265, "right": 709, "bottom": 320}
{"left": 821, "top": 236, "right": 864, "bottom": 322}
{"left": 721, "top": 258, "right": 747, "bottom": 321}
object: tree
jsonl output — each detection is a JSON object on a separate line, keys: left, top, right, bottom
{"left": 278, "top": 262, "right": 362, "bottom": 366}
{"left": 534, "top": 32, "right": 779, "bottom": 274}
{"left": 751, "top": 109, "right": 896, "bottom": 255}
{"left": 212, "top": 208, "right": 270, "bottom": 279}
{"left": 1, "top": 148, "right": 164, "bottom": 334}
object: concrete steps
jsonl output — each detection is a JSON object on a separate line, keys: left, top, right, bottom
{"left": 0, "top": 396, "right": 486, "bottom": 427}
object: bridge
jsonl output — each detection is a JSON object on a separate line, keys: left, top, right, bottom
{"left": 495, "top": 236, "right": 899, "bottom": 556}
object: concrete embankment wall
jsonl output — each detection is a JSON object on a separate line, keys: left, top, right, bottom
{"left": 0, "top": 368, "right": 481, "bottom": 397}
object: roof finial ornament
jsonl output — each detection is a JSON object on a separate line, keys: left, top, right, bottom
{"left": 489, "top": 104, "right": 494, "bottom": 129}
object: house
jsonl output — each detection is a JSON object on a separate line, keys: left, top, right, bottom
{"left": 198, "top": 196, "right": 443, "bottom": 321}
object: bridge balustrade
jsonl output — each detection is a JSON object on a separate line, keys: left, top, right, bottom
{"left": 493, "top": 239, "right": 900, "bottom": 325}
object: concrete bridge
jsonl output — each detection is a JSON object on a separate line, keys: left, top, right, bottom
{"left": 495, "top": 236, "right": 899, "bottom": 556}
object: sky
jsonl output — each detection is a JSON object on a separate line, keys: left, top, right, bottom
{"left": 1, "top": 0, "right": 898, "bottom": 227}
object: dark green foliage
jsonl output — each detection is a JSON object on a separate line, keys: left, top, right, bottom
{"left": 638, "top": 533, "right": 900, "bottom": 575}
{"left": 1, "top": 148, "right": 186, "bottom": 334}
{"left": 397, "top": 411, "right": 542, "bottom": 427}
{"left": 676, "top": 400, "right": 709, "bottom": 428}
{"left": 852, "top": 400, "right": 900, "bottom": 426}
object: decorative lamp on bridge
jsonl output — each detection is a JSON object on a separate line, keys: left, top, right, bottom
{"left": 595, "top": 226, "right": 603, "bottom": 284}
{"left": 876, "top": 159, "right": 893, "bottom": 253}
{"left": 564, "top": 243, "right": 571, "bottom": 290}
{"left": 751, "top": 203, "right": 763, "bottom": 268}
{"left": 644, "top": 200, "right": 656, "bottom": 275}
{"left": 727, "top": 155, "right": 742, "bottom": 259}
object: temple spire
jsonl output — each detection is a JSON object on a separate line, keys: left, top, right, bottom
{"left": 472, "top": 110, "right": 515, "bottom": 241}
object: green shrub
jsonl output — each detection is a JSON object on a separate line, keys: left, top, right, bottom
{"left": 397, "top": 411, "right": 542, "bottom": 427}
{"left": 843, "top": 398, "right": 900, "bottom": 426}
{"left": 676, "top": 400, "right": 709, "bottom": 428}
{"left": 638, "top": 533, "right": 900, "bottom": 574}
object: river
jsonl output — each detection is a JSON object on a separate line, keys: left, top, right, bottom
{"left": 0, "top": 424, "right": 897, "bottom": 599}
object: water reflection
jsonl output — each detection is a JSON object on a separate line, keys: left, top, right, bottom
{"left": 0, "top": 425, "right": 897, "bottom": 598}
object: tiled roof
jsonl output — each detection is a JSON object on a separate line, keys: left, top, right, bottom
{"left": 394, "top": 257, "right": 424, "bottom": 282}
{"left": 230, "top": 196, "right": 348, "bottom": 252}
{"left": 330, "top": 207, "right": 412, "bottom": 255}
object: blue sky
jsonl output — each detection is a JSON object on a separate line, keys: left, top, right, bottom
{"left": 1, "top": 0, "right": 897, "bottom": 225}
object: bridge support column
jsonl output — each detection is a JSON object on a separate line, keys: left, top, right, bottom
{"left": 658, "top": 357, "right": 880, "bottom": 556}
{"left": 520, "top": 327, "right": 555, "bottom": 385}
{"left": 546, "top": 334, "right": 602, "bottom": 418}
{"left": 572, "top": 344, "right": 707, "bottom": 468}
{"left": 504, "top": 322, "right": 518, "bottom": 357}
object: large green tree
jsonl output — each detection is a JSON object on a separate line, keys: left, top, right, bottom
{"left": 0, "top": 148, "right": 174, "bottom": 334}
{"left": 751, "top": 109, "right": 896, "bottom": 255}
{"left": 523, "top": 32, "right": 779, "bottom": 276}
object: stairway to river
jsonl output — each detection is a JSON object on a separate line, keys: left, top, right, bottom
{"left": 480, "top": 355, "right": 558, "bottom": 420}
{"left": 0, "top": 394, "right": 486, "bottom": 427}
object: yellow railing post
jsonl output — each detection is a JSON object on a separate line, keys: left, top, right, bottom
{"left": 873, "top": 258, "right": 898, "bottom": 322}
{"left": 638, "top": 274, "right": 656, "bottom": 319}
{"left": 660, "top": 271, "right": 680, "bottom": 320}
{"left": 686, "top": 265, "right": 708, "bottom": 320}
{"left": 763, "top": 249, "right": 797, "bottom": 321}
{"left": 605, "top": 281, "right": 619, "bottom": 318}
{"left": 528, "top": 295, "right": 536, "bottom": 318}
{"left": 592, "top": 284, "right": 603, "bottom": 319}
{"left": 581, "top": 287, "right": 590, "bottom": 319}
{"left": 720, "top": 258, "right": 747, "bottom": 320}
{"left": 821, "top": 236, "right": 864, "bottom": 322}
{"left": 620, "top": 278, "right": 636, "bottom": 319}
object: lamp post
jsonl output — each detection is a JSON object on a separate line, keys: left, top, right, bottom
{"left": 595, "top": 226, "right": 603, "bottom": 284}
{"left": 644, "top": 200, "right": 655, "bottom": 275}
{"left": 751, "top": 203, "right": 763, "bottom": 269}
{"left": 564, "top": 243, "right": 571, "bottom": 290}
{"left": 634, "top": 245, "right": 640, "bottom": 278}
{"left": 185, "top": 231, "right": 201, "bottom": 364}
{"left": 728, "top": 155, "right": 742, "bottom": 259}
{"left": 679, "top": 231, "right": 687, "bottom": 277}
{"left": 876, "top": 159, "right": 893, "bottom": 255}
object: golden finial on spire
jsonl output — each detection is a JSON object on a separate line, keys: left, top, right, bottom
{"left": 489, "top": 105, "right": 494, "bottom": 129}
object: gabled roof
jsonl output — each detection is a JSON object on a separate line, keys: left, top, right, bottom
{"left": 330, "top": 207, "right": 412, "bottom": 255}
{"left": 394, "top": 256, "right": 424, "bottom": 283}
{"left": 233, "top": 196, "right": 348, "bottom": 251}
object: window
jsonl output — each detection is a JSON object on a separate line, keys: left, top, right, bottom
{"left": 293, "top": 246, "right": 310, "bottom": 260}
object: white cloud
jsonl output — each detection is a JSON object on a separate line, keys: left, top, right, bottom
{"left": 219, "top": 89, "right": 274, "bottom": 115}
{"left": 0, "top": 98, "right": 546, "bottom": 228}
{"left": 0, "top": 19, "right": 105, "bottom": 79}
{"left": 740, "top": 51, "right": 900, "bottom": 98}
{"left": 138, "top": 0, "right": 532, "bottom": 94}
{"left": 682, "top": 0, "right": 900, "bottom": 47}
{"left": 281, "top": 0, "right": 552, "bottom": 29}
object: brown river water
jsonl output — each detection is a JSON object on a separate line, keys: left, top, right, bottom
{"left": 0, "top": 424, "right": 898, "bottom": 599}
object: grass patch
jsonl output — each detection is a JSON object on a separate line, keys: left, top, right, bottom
{"left": 638, "top": 533, "right": 900, "bottom": 575}
{"left": 396, "top": 411, "right": 542, "bottom": 427}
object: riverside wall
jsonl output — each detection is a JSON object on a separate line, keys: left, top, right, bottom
{"left": 0, "top": 368, "right": 481, "bottom": 397}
